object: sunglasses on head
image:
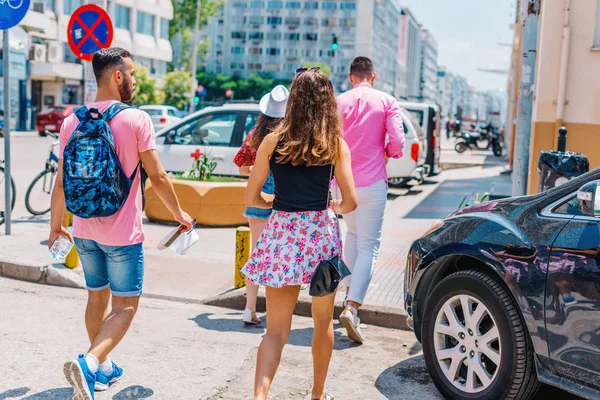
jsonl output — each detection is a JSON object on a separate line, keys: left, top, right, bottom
{"left": 295, "top": 66, "right": 321, "bottom": 77}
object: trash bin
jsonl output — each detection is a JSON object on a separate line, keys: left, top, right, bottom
{"left": 538, "top": 151, "right": 589, "bottom": 191}
{"left": 537, "top": 128, "right": 589, "bottom": 192}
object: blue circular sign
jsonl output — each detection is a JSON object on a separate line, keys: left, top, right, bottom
{"left": 0, "top": 0, "right": 31, "bottom": 30}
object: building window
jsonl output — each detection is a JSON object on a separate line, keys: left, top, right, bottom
{"left": 266, "top": 48, "right": 280, "bottom": 55}
{"left": 264, "top": 64, "right": 281, "bottom": 72}
{"left": 137, "top": 11, "right": 155, "bottom": 36}
{"left": 115, "top": 5, "right": 131, "bottom": 29}
{"left": 304, "top": 33, "right": 318, "bottom": 41}
{"left": 267, "top": 16, "right": 282, "bottom": 24}
{"left": 231, "top": 62, "right": 245, "bottom": 69}
{"left": 232, "top": 1, "right": 247, "bottom": 7}
{"left": 304, "top": 17, "right": 318, "bottom": 26}
{"left": 249, "top": 47, "right": 263, "bottom": 55}
{"left": 285, "top": 17, "right": 301, "bottom": 26}
{"left": 231, "top": 47, "right": 245, "bottom": 54}
{"left": 250, "top": 0, "right": 265, "bottom": 8}
{"left": 231, "top": 31, "right": 246, "bottom": 39}
{"left": 232, "top": 16, "right": 247, "bottom": 24}
{"left": 284, "top": 48, "right": 299, "bottom": 56}
{"left": 156, "top": 60, "right": 167, "bottom": 77}
{"left": 249, "top": 32, "right": 264, "bottom": 40}
{"left": 268, "top": 0, "right": 283, "bottom": 8}
{"left": 322, "top": 18, "right": 336, "bottom": 27}
{"left": 37, "top": 0, "right": 56, "bottom": 13}
{"left": 248, "top": 63, "right": 263, "bottom": 70}
{"left": 285, "top": 33, "right": 300, "bottom": 40}
{"left": 248, "top": 16, "right": 264, "bottom": 24}
{"left": 160, "top": 18, "right": 169, "bottom": 39}
{"left": 137, "top": 57, "right": 155, "bottom": 75}
{"left": 63, "top": 0, "right": 82, "bottom": 14}
{"left": 267, "top": 32, "right": 282, "bottom": 40}
{"left": 340, "top": 18, "right": 356, "bottom": 27}
{"left": 304, "top": 1, "right": 318, "bottom": 9}
{"left": 63, "top": 43, "right": 81, "bottom": 64}
{"left": 286, "top": 1, "right": 301, "bottom": 8}
{"left": 322, "top": 2, "right": 337, "bottom": 9}
{"left": 595, "top": 0, "right": 600, "bottom": 48}
{"left": 340, "top": 2, "right": 356, "bottom": 10}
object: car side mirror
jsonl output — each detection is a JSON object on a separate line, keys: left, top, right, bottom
{"left": 577, "top": 181, "right": 600, "bottom": 218}
{"left": 164, "top": 130, "right": 175, "bottom": 145}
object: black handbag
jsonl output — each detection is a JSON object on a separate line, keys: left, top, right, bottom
{"left": 309, "top": 165, "right": 351, "bottom": 297}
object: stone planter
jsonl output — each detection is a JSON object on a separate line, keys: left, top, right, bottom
{"left": 145, "top": 179, "right": 248, "bottom": 227}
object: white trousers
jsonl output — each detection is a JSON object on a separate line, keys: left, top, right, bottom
{"left": 339, "top": 179, "right": 387, "bottom": 305}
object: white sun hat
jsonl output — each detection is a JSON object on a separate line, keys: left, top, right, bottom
{"left": 259, "top": 85, "right": 290, "bottom": 118}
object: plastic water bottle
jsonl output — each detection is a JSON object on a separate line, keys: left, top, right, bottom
{"left": 49, "top": 228, "right": 74, "bottom": 261}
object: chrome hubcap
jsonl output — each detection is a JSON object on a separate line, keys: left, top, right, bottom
{"left": 433, "top": 294, "right": 501, "bottom": 393}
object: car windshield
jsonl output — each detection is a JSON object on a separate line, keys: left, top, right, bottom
{"left": 143, "top": 109, "right": 163, "bottom": 116}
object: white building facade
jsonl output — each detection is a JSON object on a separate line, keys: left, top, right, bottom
{"left": 419, "top": 28, "right": 438, "bottom": 103}
{"left": 203, "top": 0, "right": 404, "bottom": 95}
{"left": 6, "top": 0, "right": 173, "bottom": 129}
{"left": 398, "top": 7, "right": 421, "bottom": 101}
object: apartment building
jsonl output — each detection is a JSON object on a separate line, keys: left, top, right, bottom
{"left": 0, "top": 0, "right": 173, "bottom": 130}
{"left": 398, "top": 7, "right": 421, "bottom": 101}
{"left": 419, "top": 28, "right": 438, "bottom": 103}
{"left": 203, "top": 0, "right": 404, "bottom": 94}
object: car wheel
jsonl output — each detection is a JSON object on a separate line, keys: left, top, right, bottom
{"left": 38, "top": 131, "right": 47, "bottom": 137}
{"left": 421, "top": 270, "right": 540, "bottom": 400}
{"left": 388, "top": 178, "right": 409, "bottom": 188}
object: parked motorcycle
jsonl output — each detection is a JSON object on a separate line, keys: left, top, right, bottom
{"left": 454, "top": 130, "right": 489, "bottom": 153}
{"left": 490, "top": 130, "right": 503, "bottom": 156}
{"left": 0, "top": 110, "right": 4, "bottom": 138}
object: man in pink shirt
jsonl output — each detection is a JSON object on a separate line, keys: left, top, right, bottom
{"left": 336, "top": 57, "right": 405, "bottom": 343}
{"left": 49, "top": 48, "right": 193, "bottom": 399}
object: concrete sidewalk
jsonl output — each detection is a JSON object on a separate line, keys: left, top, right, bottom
{"left": 0, "top": 165, "right": 509, "bottom": 329}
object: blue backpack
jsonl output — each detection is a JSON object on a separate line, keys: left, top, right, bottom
{"left": 63, "top": 102, "right": 141, "bottom": 219}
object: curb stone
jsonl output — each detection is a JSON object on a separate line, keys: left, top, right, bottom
{"left": 0, "top": 261, "right": 85, "bottom": 289}
{"left": 202, "top": 288, "right": 411, "bottom": 331}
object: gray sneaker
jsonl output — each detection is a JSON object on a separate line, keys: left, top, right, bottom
{"left": 339, "top": 307, "right": 364, "bottom": 344}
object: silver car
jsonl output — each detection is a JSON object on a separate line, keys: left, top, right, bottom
{"left": 139, "top": 105, "right": 183, "bottom": 132}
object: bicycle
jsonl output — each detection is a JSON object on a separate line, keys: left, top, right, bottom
{"left": 0, "top": 159, "right": 16, "bottom": 226}
{"left": 0, "top": 0, "right": 24, "bottom": 10}
{"left": 25, "top": 131, "right": 58, "bottom": 216}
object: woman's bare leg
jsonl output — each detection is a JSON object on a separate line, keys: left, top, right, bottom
{"left": 245, "top": 218, "right": 268, "bottom": 322}
{"left": 311, "top": 292, "right": 336, "bottom": 399}
{"left": 254, "top": 285, "right": 301, "bottom": 399}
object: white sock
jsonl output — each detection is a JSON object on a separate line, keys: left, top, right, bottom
{"left": 99, "top": 358, "right": 113, "bottom": 375}
{"left": 84, "top": 353, "right": 99, "bottom": 374}
{"left": 349, "top": 305, "right": 358, "bottom": 318}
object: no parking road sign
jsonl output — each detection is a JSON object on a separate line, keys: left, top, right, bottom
{"left": 67, "top": 4, "right": 113, "bottom": 61}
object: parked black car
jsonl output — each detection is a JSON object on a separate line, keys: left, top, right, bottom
{"left": 404, "top": 168, "right": 600, "bottom": 400}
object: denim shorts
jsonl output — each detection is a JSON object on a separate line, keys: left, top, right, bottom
{"left": 244, "top": 173, "right": 274, "bottom": 220}
{"left": 74, "top": 238, "right": 144, "bottom": 297}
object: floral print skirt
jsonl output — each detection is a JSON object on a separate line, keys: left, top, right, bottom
{"left": 242, "top": 209, "right": 342, "bottom": 288}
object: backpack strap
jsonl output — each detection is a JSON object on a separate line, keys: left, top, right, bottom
{"left": 103, "top": 102, "right": 131, "bottom": 122}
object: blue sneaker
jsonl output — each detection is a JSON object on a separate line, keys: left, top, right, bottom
{"left": 63, "top": 355, "right": 96, "bottom": 400}
{"left": 94, "top": 361, "right": 124, "bottom": 391}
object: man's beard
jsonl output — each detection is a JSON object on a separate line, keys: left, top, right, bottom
{"left": 118, "top": 77, "right": 135, "bottom": 104}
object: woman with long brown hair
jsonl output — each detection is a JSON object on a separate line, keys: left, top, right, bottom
{"left": 234, "top": 85, "right": 289, "bottom": 324}
{"left": 242, "top": 68, "right": 357, "bottom": 400}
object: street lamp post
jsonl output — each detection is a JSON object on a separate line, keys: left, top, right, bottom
{"left": 189, "top": 0, "right": 202, "bottom": 114}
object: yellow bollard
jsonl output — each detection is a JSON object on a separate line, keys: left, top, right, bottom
{"left": 62, "top": 212, "right": 79, "bottom": 269}
{"left": 235, "top": 226, "right": 251, "bottom": 289}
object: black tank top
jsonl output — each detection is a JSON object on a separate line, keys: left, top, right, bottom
{"left": 270, "top": 147, "right": 333, "bottom": 212}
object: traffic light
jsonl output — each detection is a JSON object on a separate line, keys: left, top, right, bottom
{"left": 194, "top": 92, "right": 201, "bottom": 103}
{"left": 331, "top": 35, "right": 338, "bottom": 50}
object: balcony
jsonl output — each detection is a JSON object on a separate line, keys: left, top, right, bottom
{"left": 30, "top": 62, "right": 83, "bottom": 81}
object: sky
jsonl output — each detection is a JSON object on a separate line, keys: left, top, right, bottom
{"left": 400, "top": 0, "right": 515, "bottom": 92}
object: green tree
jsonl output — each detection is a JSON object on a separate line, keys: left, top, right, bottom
{"left": 170, "top": 0, "right": 224, "bottom": 73}
{"left": 300, "top": 61, "right": 332, "bottom": 78}
{"left": 133, "top": 63, "right": 165, "bottom": 106}
{"left": 163, "top": 70, "right": 194, "bottom": 110}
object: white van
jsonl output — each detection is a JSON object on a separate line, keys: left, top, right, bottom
{"left": 386, "top": 109, "right": 429, "bottom": 187}
{"left": 398, "top": 102, "right": 442, "bottom": 176}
